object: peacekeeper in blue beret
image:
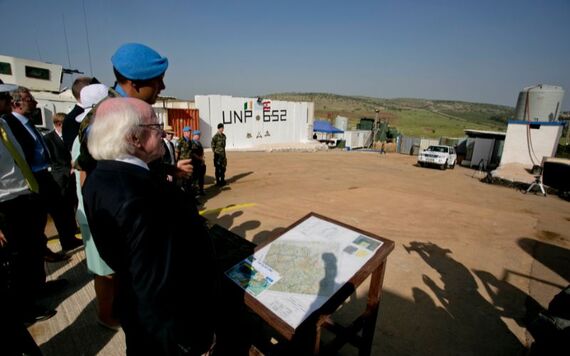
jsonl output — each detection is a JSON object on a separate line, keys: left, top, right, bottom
{"left": 77, "top": 43, "right": 193, "bottom": 180}
{"left": 111, "top": 42, "right": 168, "bottom": 105}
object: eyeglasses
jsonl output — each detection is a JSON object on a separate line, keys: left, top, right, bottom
{"left": 138, "top": 123, "right": 164, "bottom": 132}
{"left": 18, "top": 96, "right": 36, "bottom": 103}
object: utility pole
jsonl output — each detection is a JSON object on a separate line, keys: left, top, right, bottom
{"left": 370, "top": 109, "right": 380, "bottom": 149}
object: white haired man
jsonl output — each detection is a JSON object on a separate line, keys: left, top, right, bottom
{"left": 83, "top": 98, "right": 217, "bottom": 355}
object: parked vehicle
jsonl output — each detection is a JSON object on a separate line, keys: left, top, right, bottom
{"left": 418, "top": 145, "right": 457, "bottom": 170}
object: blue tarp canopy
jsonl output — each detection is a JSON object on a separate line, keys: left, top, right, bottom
{"left": 313, "top": 120, "right": 343, "bottom": 133}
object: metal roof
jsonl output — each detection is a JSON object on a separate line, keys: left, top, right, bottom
{"left": 464, "top": 129, "right": 506, "bottom": 138}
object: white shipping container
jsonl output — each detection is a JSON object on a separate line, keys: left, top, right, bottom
{"left": 344, "top": 130, "right": 372, "bottom": 149}
{"left": 195, "top": 95, "right": 313, "bottom": 149}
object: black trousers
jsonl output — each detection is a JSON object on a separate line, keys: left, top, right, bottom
{"left": 192, "top": 163, "right": 206, "bottom": 190}
{"left": 213, "top": 154, "right": 226, "bottom": 185}
{"left": 0, "top": 193, "right": 46, "bottom": 314}
{"left": 34, "top": 169, "right": 78, "bottom": 250}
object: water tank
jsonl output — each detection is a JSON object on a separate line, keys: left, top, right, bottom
{"left": 514, "top": 84, "right": 564, "bottom": 122}
{"left": 335, "top": 116, "right": 348, "bottom": 131}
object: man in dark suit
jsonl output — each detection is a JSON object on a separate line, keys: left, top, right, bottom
{"left": 62, "top": 77, "right": 96, "bottom": 151}
{"left": 83, "top": 98, "right": 217, "bottom": 355}
{"left": 4, "top": 87, "right": 82, "bottom": 255}
{"left": 0, "top": 82, "right": 53, "bottom": 348}
{"left": 44, "top": 112, "right": 78, "bottom": 210}
{"left": 162, "top": 125, "right": 177, "bottom": 183}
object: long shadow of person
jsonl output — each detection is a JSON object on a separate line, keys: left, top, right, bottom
{"left": 202, "top": 171, "right": 254, "bottom": 203}
{"left": 39, "top": 299, "right": 121, "bottom": 355}
{"left": 40, "top": 256, "right": 92, "bottom": 310}
{"left": 518, "top": 237, "right": 570, "bottom": 283}
{"left": 405, "top": 241, "right": 525, "bottom": 355}
{"left": 294, "top": 252, "right": 340, "bottom": 353}
{"left": 252, "top": 227, "right": 287, "bottom": 246}
{"left": 474, "top": 270, "right": 544, "bottom": 327}
{"left": 251, "top": 252, "right": 341, "bottom": 354}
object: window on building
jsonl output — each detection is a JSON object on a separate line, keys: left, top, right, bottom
{"left": 529, "top": 123, "right": 541, "bottom": 130}
{"left": 25, "top": 66, "right": 50, "bottom": 80}
{"left": 0, "top": 62, "right": 12, "bottom": 75}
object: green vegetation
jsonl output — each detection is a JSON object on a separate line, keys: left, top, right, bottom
{"left": 264, "top": 92, "right": 514, "bottom": 138}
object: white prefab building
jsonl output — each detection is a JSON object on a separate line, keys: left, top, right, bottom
{"left": 195, "top": 95, "right": 314, "bottom": 149}
{"left": 344, "top": 130, "right": 372, "bottom": 149}
{"left": 500, "top": 120, "right": 565, "bottom": 167}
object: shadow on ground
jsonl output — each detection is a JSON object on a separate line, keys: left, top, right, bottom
{"left": 40, "top": 299, "right": 119, "bottom": 355}
{"left": 518, "top": 237, "right": 570, "bottom": 284}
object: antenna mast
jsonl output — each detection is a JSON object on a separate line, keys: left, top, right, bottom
{"left": 82, "top": 0, "right": 94, "bottom": 76}
{"left": 62, "top": 13, "right": 72, "bottom": 68}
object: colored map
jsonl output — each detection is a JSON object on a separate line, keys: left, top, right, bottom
{"left": 264, "top": 240, "right": 340, "bottom": 296}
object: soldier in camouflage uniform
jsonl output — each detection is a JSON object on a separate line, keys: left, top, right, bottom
{"left": 176, "top": 126, "right": 193, "bottom": 193}
{"left": 190, "top": 130, "right": 206, "bottom": 195}
{"left": 211, "top": 123, "right": 227, "bottom": 186}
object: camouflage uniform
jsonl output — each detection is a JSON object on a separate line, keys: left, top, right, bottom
{"left": 177, "top": 138, "right": 192, "bottom": 161}
{"left": 175, "top": 137, "right": 195, "bottom": 193}
{"left": 190, "top": 139, "right": 206, "bottom": 194}
{"left": 211, "top": 132, "right": 227, "bottom": 186}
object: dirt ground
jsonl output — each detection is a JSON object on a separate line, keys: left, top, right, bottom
{"left": 33, "top": 150, "right": 570, "bottom": 355}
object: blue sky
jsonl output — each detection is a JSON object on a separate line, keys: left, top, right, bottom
{"left": 1, "top": 0, "right": 569, "bottom": 109}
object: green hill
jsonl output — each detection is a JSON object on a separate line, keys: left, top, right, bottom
{"left": 263, "top": 92, "right": 514, "bottom": 138}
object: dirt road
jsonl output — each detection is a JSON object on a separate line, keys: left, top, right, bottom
{"left": 34, "top": 150, "right": 570, "bottom": 355}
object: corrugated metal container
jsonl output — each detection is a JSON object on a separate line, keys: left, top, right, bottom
{"left": 398, "top": 136, "right": 421, "bottom": 155}
{"left": 419, "top": 138, "right": 439, "bottom": 152}
{"left": 514, "top": 84, "right": 565, "bottom": 122}
{"left": 167, "top": 109, "right": 200, "bottom": 138}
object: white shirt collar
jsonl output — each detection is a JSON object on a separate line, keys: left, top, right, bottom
{"left": 11, "top": 112, "right": 29, "bottom": 125}
{"left": 115, "top": 155, "right": 149, "bottom": 170}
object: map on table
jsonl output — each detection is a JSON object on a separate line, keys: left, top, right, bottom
{"left": 225, "top": 215, "right": 383, "bottom": 329}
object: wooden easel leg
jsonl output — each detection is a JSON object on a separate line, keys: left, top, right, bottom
{"left": 359, "top": 261, "right": 387, "bottom": 356}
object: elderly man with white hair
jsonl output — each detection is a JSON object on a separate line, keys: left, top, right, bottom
{"left": 83, "top": 97, "right": 217, "bottom": 355}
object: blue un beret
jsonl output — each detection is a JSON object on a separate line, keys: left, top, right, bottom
{"left": 193, "top": 130, "right": 201, "bottom": 135}
{"left": 183, "top": 126, "right": 191, "bottom": 132}
{"left": 111, "top": 43, "right": 169, "bottom": 81}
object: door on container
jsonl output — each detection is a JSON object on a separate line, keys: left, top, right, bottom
{"left": 471, "top": 138, "right": 495, "bottom": 169}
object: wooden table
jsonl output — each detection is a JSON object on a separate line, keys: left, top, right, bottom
{"left": 237, "top": 212, "right": 395, "bottom": 355}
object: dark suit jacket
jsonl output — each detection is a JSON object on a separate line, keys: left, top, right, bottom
{"left": 162, "top": 140, "right": 176, "bottom": 165}
{"left": 62, "top": 104, "right": 83, "bottom": 151}
{"left": 83, "top": 160, "right": 217, "bottom": 355}
{"left": 43, "top": 130, "right": 73, "bottom": 191}
{"left": 2, "top": 113, "right": 45, "bottom": 167}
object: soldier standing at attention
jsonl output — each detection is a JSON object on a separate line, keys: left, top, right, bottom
{"left": 211, "top": 123, "right": 227, "bottom": 187}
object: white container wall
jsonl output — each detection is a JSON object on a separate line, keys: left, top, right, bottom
{"left": 500, "top": 122, "right": 565, "bottom": 167}
{"left": 344, "top": 130, "right": 372, "bottom": 149}
{"left": 195, "top": 95, "right": 313, "bottom": 149}
{"left": 335, "top": 116, "right": 348, "bottom": 131}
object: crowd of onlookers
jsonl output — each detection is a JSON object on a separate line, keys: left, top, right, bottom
{"left": 1, "top": 43, "right": 230, "bottom": 355}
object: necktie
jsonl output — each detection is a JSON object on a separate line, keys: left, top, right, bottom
{"left": 25, "top": 120, "right": 51, "bottom": 162}
{"left": 0, "top": 124, "right": 40, "bottom": 193}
